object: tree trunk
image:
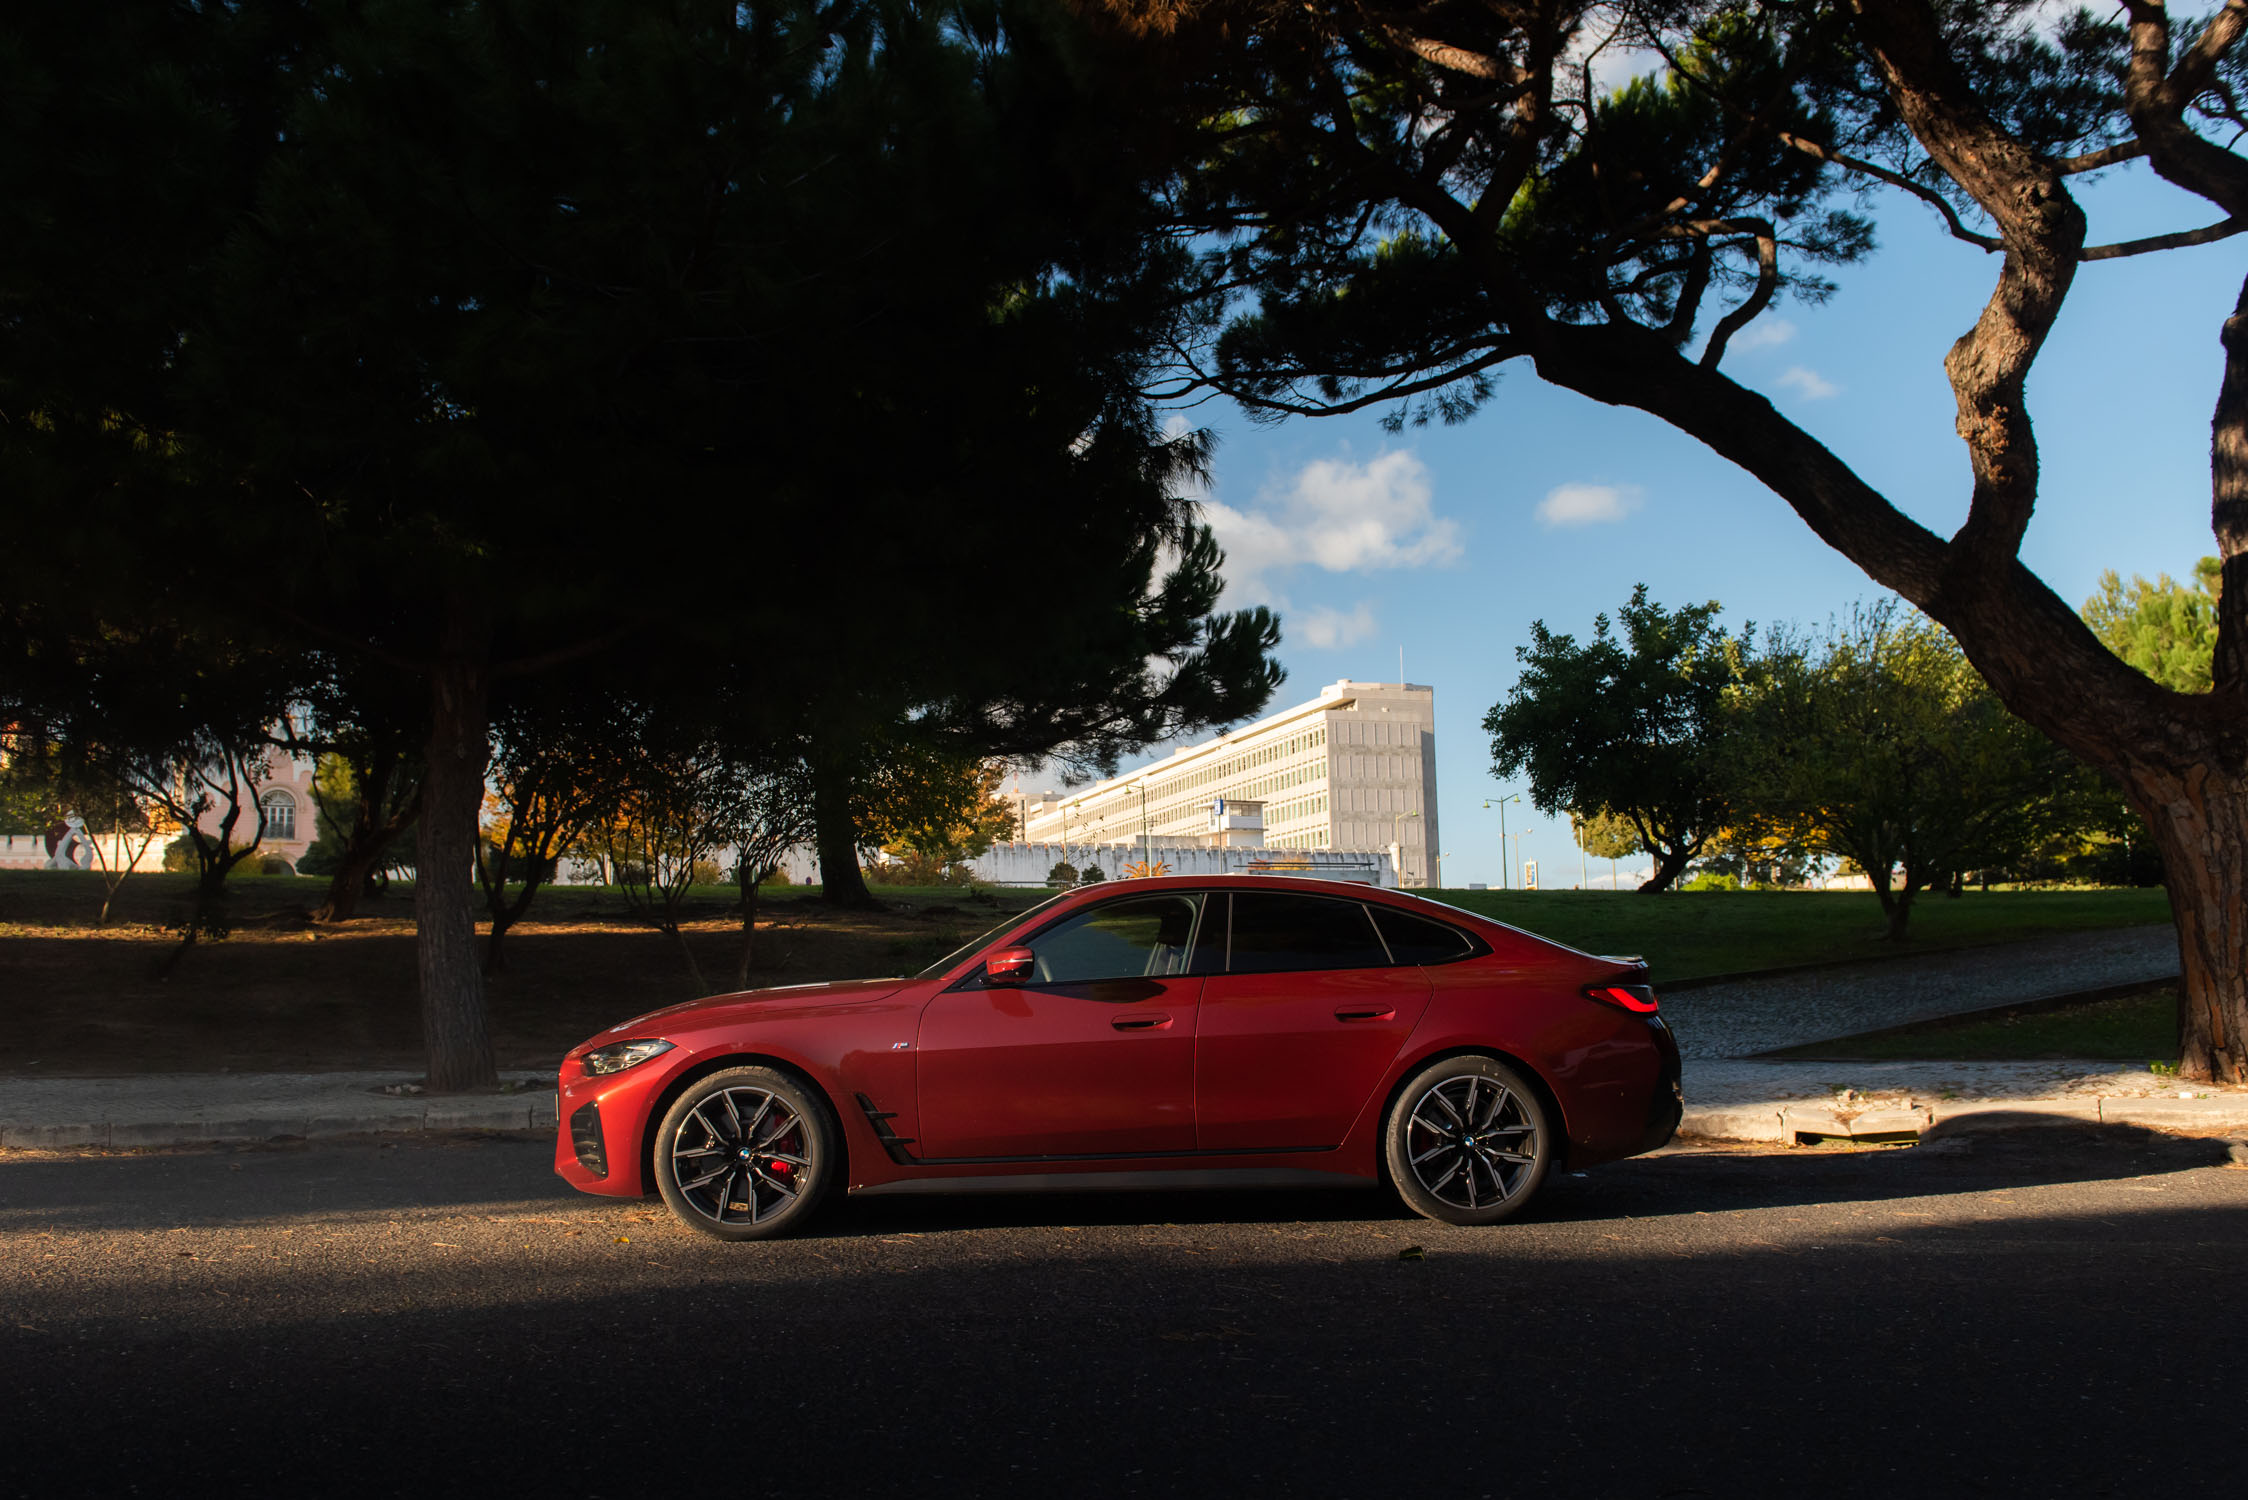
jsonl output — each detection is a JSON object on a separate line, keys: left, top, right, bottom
{"left": 315, "top": 828, "right": 399, "bottom": 923}
{"left": 1862, "top": 861, "right": 1920, "bottom": 942}
{"left": 1637, "top": 843, "right": 1690, "bottom": 893}
{"left": 672, "top": 925, "right": 708, "bottom": 994}
{"left": 2132, "top": 764, "right": 2248, "bottom": 1083}
{"left": 415, "top": 606, "right": 497, "bottom": 1093}
{"left": 812, "top": 754, "right": 875, "bottom": 908}
{"left": 313, "top": 767, "right": 418, "bottom": 925}
{"left": 482, "top": 906, "right": 515, "bottom": 977}
{"left": 735, "top": 876, "right": 761, "bottom": 990}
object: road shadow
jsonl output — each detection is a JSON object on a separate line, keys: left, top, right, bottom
{"left": 815, "top": 1122, "right": 2233, "bottom": 1237}
{"left": 0, "top": 1123, "right": 2231, "bottom": 1235}
{"left": 9, "top": 1194, "right": 2248, "bottom": 1500}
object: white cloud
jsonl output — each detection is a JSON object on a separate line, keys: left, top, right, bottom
{"left": 1203, "top": 449, "right": 1461, "bottom": 605}
{"left": 1293, "top": 602, "right": 1380, "bottom": 651}
{"left": 1729, "top": 317, "right": 1797, "bottom": 353}
{"left": 1776, "top": 365, "right": 1841, "bottom": 400}
{"left": 1536, "top": 482, "right": 1643, "bottom": 528}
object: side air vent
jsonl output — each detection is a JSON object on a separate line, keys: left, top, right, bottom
{"left": 570, "top": 1100, "right": 609, "bottom": 1179}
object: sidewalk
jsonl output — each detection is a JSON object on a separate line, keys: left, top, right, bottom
{"left": 0, "top": 1071, "right": 559, "bottom": 1149}
{"left": 1679, "top": 1058, "right": 2248, "bottom": 1144}
{"left": 3, "top": 1059, "right": 2243, "bottom": 1152}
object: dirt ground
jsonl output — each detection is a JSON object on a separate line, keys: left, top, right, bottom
{"left": 0, "top": 871, "right": 1051, "bottom": 1076}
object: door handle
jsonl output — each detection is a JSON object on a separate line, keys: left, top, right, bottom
{"left": 1112, "top": 1013, "right": 1173, "bottom": 1031}
{"left": 1334, "top": 1006, "right": 1396, "bottom": 1022}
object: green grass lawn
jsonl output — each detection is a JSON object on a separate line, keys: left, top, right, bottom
{"left": 1422, "top": 887, "right": 2173, "bottom": 985}
{"left": 1763, "top": 987, "right": 2179, "bottom": 1063}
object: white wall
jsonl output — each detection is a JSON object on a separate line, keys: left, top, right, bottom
{"left": 967, "top": 841, "right": 1394, "bottom": 888}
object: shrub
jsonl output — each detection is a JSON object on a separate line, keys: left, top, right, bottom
{"left": 1078, "top": 864, "right": 1107, "bottom": 885}
{"left": 866, "top": 851, "right": 976, "bottom": 886}
{"left": 1046, "top": 860, "right": 1079, "bottom": 886}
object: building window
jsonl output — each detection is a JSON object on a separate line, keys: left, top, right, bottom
{"left": 260, "top": 789, "right": 297, "bottom": 841}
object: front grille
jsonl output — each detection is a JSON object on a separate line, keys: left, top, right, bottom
{"left": 570, "top": 1100, "right": 608, "bottom": 1179}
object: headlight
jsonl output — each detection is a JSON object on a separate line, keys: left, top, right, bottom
{"left": 580, "top": 1039, "right": 676, "bottom": 1076}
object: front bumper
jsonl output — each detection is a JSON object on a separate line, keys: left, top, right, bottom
{"left": 552, "top": 1055, "right": 687, "bottom": 1198}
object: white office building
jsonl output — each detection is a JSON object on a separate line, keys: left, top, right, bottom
{"left": 1018, "top": 680, "right": 1441, "bottom": 887}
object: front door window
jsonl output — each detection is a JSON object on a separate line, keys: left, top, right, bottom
{"left": 914, "top": 893, "right": 1205, "bottom": 1159}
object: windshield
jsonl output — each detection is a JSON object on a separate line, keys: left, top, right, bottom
{"left": 913, "top": 891, "right": 1073, "bottom": 979}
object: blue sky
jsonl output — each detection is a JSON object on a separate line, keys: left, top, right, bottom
{"left": 1102, "top": 160, "right": 2238, "bottom": 889}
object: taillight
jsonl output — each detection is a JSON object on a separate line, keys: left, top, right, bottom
{"left": 1585, "top": 982, "right": 1660, "bottom": 1014}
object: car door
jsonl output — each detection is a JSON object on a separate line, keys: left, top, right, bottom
{"left": 1194, "top": 890, "right": 1433, "bottom": 1152}
{"left": 914, "top": 891, "right": 1208, "bottom": 1160}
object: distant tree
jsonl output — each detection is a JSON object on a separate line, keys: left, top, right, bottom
{"left": 1736, "top": 604, "right": 2099, "bottom": 939}
{"left": 0, "top": 620, "right": 300, "bottom": 950}
{"left": 289, "top": 662, "right": 425, "bottom": 924}
{"left": 478, "top": 695, "right": 630, "bottom": 976}
{"left": 117, "top": 732, "right": 275, "bottom": 955}
{"left": 1489, "top": 587, "right": 1743, "bottom": 892}
{"left": 0, "top": 740, "right": 161, "bottom": 922}
{"left": 723, "top": 759, "right": 818, "bottom": 990}
{"left": 866, "top": 753, "right": 1021, "bottom": 869}
{"left": 597, "top": 731, "right": 809, "bottom": 994}
{"left": 1570, "top": 808, "right": 1644, "bottom": 862}
{"left": 78, "top": 772, "right": 163, "bottom": 926}
{"left": 2084, "top": 558, "right": 2221, "bottom": 694}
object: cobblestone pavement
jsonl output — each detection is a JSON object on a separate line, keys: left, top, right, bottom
{"left": 1663, "top": 923, "right": 2180, "bottom": 1061}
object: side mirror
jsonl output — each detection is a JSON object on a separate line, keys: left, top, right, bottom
{"left": 983, "top": 946, "right": 1035, "bottom": 986}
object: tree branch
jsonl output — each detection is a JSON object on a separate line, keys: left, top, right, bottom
{"left": 491, "top": 624, "right": 639, "bottom": 679}
{"left": 1699, "top": 222, "right": 1778, "bottom": 370}
{"left": 1216, "top": 341, "right": 1524, "bottom": 420}
{"left": 2057, "top": 140, "right": 2147, "bottom": 174}
{"left": 1777, "top": 132, "right": 2001, "bottom": 251}
{"left": 2080, "top": 216, "right": 2248, "bottom": 258}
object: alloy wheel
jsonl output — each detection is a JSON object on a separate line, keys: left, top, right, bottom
{"left": 666, "top": 1086, "right": 812, "bottom": 1228}
{"left": 1403, "top": 1074, "right": 1540, "bottom": 1212}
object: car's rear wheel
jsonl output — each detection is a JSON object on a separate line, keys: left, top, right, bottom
{"left": 654, "top": 1066, "right": 838, "bottom": 1241}
{"left": 1383, "top": 1055, "right": 1552, "bottom": 1226}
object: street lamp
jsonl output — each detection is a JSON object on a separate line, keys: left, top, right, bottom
{"left": 1482, "top": 795, "right": 1520, "bottom": 891}
{"left": 1389, "top": 809, "right": 1420, "bottom": 888}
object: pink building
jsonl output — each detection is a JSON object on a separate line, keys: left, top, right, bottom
{"left": 190, "top": 741, "right": 320, "bottom": 871}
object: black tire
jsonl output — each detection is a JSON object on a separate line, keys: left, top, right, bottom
{"left": 1383, "top": 1054, "right": 1553, "bottom": 1226}
{"left": 653, "top": 1066, "right": 839, "bottom": 1241}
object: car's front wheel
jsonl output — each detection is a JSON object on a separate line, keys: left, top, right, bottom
{"left": 1383, "top": 1054, "right": 1553, "bottom": 1226}
{"left": 654, "top": 1066, "right": 838, "bottom": 1241}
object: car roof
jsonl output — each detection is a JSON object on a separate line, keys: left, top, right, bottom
{"left": 1047, "top": 874, "right": 1618, "bottom": 966}
{"left": 1051, "top": 873, "right": 1471, "bottom": 918}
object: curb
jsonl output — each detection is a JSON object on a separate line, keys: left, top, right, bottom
{"left": 1679, "top": 1094, "right": 2248, "bottom": 1145}
{"left": 0, "top": 1097, "right": 559, "bottom": 1151}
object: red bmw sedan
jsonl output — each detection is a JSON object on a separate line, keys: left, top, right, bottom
{"left": 554, "top": 874, "right": 1681, "bottom": 1240}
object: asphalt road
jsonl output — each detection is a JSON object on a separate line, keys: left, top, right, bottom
{"left": 4, "top": 1129, "right": 2244, "bottom": 1499}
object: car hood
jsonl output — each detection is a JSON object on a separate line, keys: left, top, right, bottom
{"left": 596, "top": 976, "right": 911, "bottom": 1038}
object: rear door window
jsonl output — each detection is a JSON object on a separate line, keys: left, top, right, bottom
{"left": 1227, "top": 891, "right": 1392, "bottom": 973}
{"left": 1368, "top": 904, "right": 1481, "bottom": 965}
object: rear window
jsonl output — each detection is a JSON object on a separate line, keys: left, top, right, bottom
{"left": 1227, "top": 891, "right": 1391, "bottom": 973}
{"left": 1369, "top": 904, "right": 1480, "bottom": 965}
